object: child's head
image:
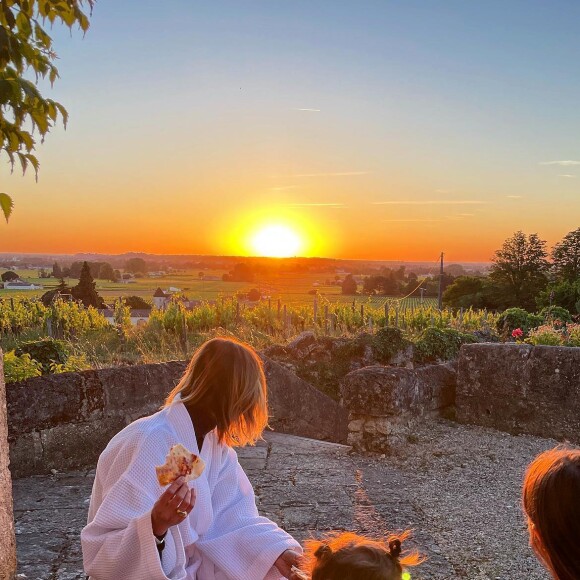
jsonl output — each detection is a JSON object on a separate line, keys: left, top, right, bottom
{"left": 523, "top": 447, "right": 580, "bottom": 580}
{"left": 301, "top": 531, "right": 421, "bottom": 580}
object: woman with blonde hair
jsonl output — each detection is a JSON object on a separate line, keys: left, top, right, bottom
{"left": 82, "top": 337, "right": 301, "bottom": 579}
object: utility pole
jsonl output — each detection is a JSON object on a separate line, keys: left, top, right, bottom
{"left": 437, "top": 251, "right": 444, "bottom": 311}
{"left": 420, "top": 287, "right": 426, "bottom": 304}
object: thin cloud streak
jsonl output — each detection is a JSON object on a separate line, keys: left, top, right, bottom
{"left": 373, "top": 200, "right": 486, "bottom": 205}
{"left": 294, "top": 108, "right": 321, "bottom": 112}
{"left": 558, "top": 174, "right": 576, "bottom": 178}
{"left": 293, "top": 171, "right": 368, "bottom": 177}
{"left": 286, "top": 203, "right": 346, "bottom": 207}
{"left": 539, "top": 160, "right": 580, "bottom": 166}
{"left": 506, "top": 195, "right": 523, "bottom": 199}
{"left": 383, "top": 219, "right": 442, "bottom": 223}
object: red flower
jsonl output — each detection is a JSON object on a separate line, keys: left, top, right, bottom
{"left": 512, "top": 328, "right": 524, "bottom": 339}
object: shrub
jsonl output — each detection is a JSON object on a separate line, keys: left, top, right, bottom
{"left": 496, "top": 308, "right": 542, "bottom": 335}
{"left": 50, "top": 353, "right": 92, "bottom": 374}
{"left": 567, "top": 324, "right": 580, "bottom": 347}
{"left": 124, "top": 296, "right": 152, "bottom": 310}
{"left": 247, "top": 288, "right": 261, "bottom": 302}
{"left": 15, "top": 338, "right": 70, "bottom": 374}
{"left": 539, "top": 306, "right": 572, "bottom": 324}
{"left": 3, "top": 351, "right": 42, "bottom": 383}
{"left": 371, "top": 327, "right": 411, "bottom": 363}
{"left": 526, "top": 325, "right": 565, "bottom": 346}
{"left": 414, "top": 327, "right": 478, "bottom": 363}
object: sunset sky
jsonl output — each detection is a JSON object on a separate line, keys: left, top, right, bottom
{"left": 1, "top": 0, "right": 579, "bottom": 261}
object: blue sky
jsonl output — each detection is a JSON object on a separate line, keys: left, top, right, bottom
{"left": 1, "top": 0, "right": 579, "bottom": 259}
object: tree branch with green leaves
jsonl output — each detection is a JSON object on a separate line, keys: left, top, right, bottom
{"left": 0, "top": 0, "right": 93, "bottom": 221}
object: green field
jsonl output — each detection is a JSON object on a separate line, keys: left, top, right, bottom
{"left": 0, "top": 269, "right": 438, "bottom": 308}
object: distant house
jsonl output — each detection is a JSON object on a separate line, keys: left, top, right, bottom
{"left": 41, "top": 288, "right": 73, "bottom": 306}
{"left": 153, "top": 287, "right": 170, "bottom": 309}
{"left": 100, "top": 308, "right": 150, "bottom": 326}
{"left": 148, "top": 271, "right": 166, "bottom": 278}
{"left": 4, "top": 280, "right": 43, "bottom": 290}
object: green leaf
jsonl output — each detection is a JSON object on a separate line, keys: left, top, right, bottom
{"left": 16, "top": 12, "right": 32, "bottom": 37}
{"left": 2, "top": 5, "right": 16, "bottom": 29}
{"left": 0, "top": 193, "right": 14, "bottom": 222}
{"left": 8, "top": 131, "right": 19, "bottom": 151}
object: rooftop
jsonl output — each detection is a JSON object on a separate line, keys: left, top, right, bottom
{"left": 14, "top": 421, "right": 550, "bottom": 579}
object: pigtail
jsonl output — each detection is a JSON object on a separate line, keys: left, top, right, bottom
{"left": 388, "top": 538, "right": 402, "bottom": 559}
{"left": 314, "top": 544, "right": 333, "bottom": 560}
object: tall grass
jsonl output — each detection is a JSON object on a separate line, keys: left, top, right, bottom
{"left": 0, "top": 296, "right": 499, "bottom": 375}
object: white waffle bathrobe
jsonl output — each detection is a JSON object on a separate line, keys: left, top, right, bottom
{"left": 81, "top": 399, "right": 300, "bottom": 579}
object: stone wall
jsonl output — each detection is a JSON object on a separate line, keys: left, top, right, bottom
{"left": 7, "top": 356, "right": 348, "bottom": 478}
{"left": 457, "top": 344, "right": 580, "bottom": 442}
{"left": 264, "top": 330, "right": 414, "bottom": 401}
{"left": 341, "top": 363, "right": 456, "bottom": 452}
{"left": 0, "top": 354, "right": 17, "bottom": 579}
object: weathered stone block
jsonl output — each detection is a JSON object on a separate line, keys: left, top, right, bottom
{"left": 341, "top": 363, "right": 456, "bottom": 452}
{"left": 341, "top": 363, "right": 456, "bottom": 416}
{"left": 456, "top": 344, "right": 580, "bottom": 441}
{"left": 37, "top": 418, "right": 127, "bottom": 477}
{"left": 262, "top": 356, "right": 348, "bottom": 443}
{"left": 101, "top": 361, "right": 187, "bottom": 415}
{"left": 7, "top": 372, "right": 88, "bottom": 436}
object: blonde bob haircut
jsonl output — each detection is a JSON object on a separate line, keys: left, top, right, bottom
{"left": 165, "top": 337, "right": 268, "bottom": 447}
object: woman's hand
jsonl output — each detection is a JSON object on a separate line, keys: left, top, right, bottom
{"left": 151, "top": 476, "right": 196, "bottom": 537}
{"left": 274, "top": 549, "right": 301, "bottom": 578}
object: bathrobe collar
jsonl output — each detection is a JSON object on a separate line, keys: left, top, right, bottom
{"left": 165, "top": 395, "right": 216, "bottom": 460}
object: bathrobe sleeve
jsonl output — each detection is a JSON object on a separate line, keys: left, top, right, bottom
{"left": 81, "top": 432, "right": 189, "bottom": 580}
{"left": 196, "top": 446, "right": 300, "bottom": 580}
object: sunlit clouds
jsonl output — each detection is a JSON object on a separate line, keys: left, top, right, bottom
{"left": 372, "top": 200, "right": 486, "bottom": 205}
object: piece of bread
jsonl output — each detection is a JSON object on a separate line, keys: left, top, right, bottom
{"left": 290, "top": 565, "right": 309, "bottom": 580}
{"left": 155, "top": 443, "right": 205, "bottom": 486}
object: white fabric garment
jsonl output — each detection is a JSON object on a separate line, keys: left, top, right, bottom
{"left": 81, "top": 399, "right": 300, "bottom": 580}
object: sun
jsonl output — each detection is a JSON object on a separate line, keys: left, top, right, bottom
{"left": 251, "top": 224, "right": 302, "bottom": 257}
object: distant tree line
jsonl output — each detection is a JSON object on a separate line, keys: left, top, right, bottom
{"left": 52, "top": 261, "right": 118, "bottom": 282}
{"left": 341, "top": 266, "right": 454, "bottom": 297}
{"left": 222, "top": 263, "right": 255, "bottom": 282}
{"left": 443, "top": 228, "right": 580, "bottom": 314}
{"left": 49, "top": 257, "right": 156, "bottom": 281}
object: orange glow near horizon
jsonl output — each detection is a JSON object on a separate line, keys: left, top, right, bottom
{"left": 222, "top": 208, "right": 332, "bottom": 259}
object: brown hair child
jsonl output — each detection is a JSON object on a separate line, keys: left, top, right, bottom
{"left": 291, "top": 530, "right": 422, "bottom": 580}
{"left": 523, "top": 447, "right": 580, "bottom": 580}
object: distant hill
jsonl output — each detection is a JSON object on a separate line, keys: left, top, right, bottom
{"left": 0, "top": 252, "right": 491, "bottom": 275}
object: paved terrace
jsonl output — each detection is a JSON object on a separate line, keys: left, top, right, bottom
{"left": 14, "top": 420, "right": 552, "bottom": 580}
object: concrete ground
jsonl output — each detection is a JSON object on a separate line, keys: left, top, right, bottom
{"left": 13, "top": 421, "right": 552, "bottom": 579}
